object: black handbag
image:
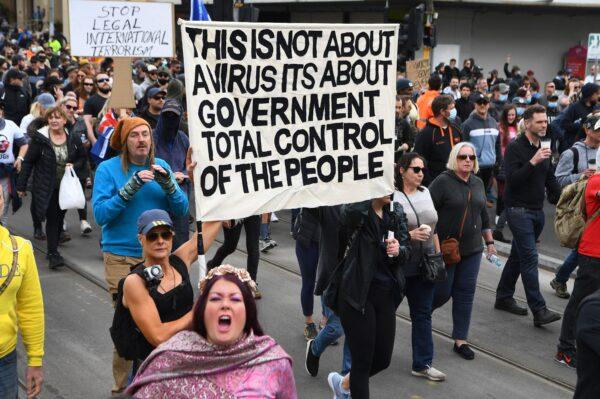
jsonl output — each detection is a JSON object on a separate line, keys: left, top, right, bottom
{"left": 400, "top": 191, "right": 447, "bottom": 283}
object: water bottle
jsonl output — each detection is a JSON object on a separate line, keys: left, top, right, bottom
{"left": 486, "top": 253, "right": 503, "bottom": 268}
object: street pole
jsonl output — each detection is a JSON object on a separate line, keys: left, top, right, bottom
{"left": 49, "top": 0, "right": 55, "bottom": 36}
{"left": 423, "top": 0, "right": 435, "bottom": 61}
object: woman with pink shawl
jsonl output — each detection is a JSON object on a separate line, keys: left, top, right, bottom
{"left": 126, "top": 265, "right": 297, "bottom": 398}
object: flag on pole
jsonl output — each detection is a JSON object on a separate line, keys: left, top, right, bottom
{"left": 190, "top": 0, "right": 211, "bottom": 21}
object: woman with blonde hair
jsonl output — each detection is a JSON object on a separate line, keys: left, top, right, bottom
{"left": 428, "top": 142, "right": 496, "bottom": 360}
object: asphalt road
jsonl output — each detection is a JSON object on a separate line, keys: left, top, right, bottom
{"left": 9, "top": 199, "right": 576, "bottom": 399}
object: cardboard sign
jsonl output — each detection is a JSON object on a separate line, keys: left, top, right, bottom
{"left": 406, "top": 58, "right": 431, "bottom": 90}
{"left": 181, "top": 20, "right": 398, "bottom": 221}
{"left": 68, "top": 0, "right": 174, "bottom": 57}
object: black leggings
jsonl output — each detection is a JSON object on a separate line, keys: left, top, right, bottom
{"left": 46, "top": 189, "right": 66, "bottom": 255}
{"left": 338, "top": 284, "right": 396, "bottom": 399}
{"left": 207, "top": 215, "right": 260, "bottom": 282}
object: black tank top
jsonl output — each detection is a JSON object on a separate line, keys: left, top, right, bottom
{"left": 132, "top": 254, "right": 194, "bottom": 359}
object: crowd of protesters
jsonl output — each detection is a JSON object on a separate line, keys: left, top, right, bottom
{"left": 0, "top": 18, "right": 600, "bottom": 399}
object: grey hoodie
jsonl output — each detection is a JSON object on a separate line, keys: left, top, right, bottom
{"left": 555, "top": 141, "right": 599, "bottom": 188}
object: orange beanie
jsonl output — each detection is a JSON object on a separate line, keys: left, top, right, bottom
{"left": 109, "top": 117, "right": 152, "bottom": 151}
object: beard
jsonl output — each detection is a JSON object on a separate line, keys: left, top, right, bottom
{"left": 98, "top": 86, "right": 111, "bottom": 94}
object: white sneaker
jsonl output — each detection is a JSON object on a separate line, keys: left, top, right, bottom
{"left": 80, "top": 220, "right": 92, "bottom": 235}
{"left": 63, "top": 221, "right": 68, "bottom": 231}
{"left": 411, "top": 365, "right": 446, "bottom": 381}
{"left": 271, "top": 212, "right": 279, "bottom": 222}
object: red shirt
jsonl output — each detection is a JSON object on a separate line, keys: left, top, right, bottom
{"left": 579, "top": 174, "right": 600, "bottom": 258}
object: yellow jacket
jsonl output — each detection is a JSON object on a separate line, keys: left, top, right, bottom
{"left": 0, "top": 226, "right": 44, "bottom": 366}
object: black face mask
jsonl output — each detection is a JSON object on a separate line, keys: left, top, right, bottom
{"left": 158, "top": 78, "right": 170, "bottom": 85}
{"left": 161, "top": 112, "right": 180, "bottom": 138}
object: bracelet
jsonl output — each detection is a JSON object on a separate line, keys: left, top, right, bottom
{"left": 17, "top": 156, "right": 24, "bottom": 162}
{"left": 485, "top": 241, "right": 494, "bottom": 246}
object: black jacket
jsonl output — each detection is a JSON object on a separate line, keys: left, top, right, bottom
{"left": 503, "top": 134, "right": 561, "bottom": 209}
{"left": 17, "top": 126, "right": 88, "bottom": 221}
{"left": 0, "top": 83, "right": 31, "bottom": 125}
{"left": 338, "top": 200, "right": 411, "bottom": 313}
{"left": 429, "top": 171, "right": 490, "bottom": 258}
{"left": 455, "top": 98, "right": 474, "bottom": 123}
{"left": 560, "top": 100, "right": 599, "bottom": 149}
{"left": 574, "top": 287, "right": 600, "bottom": 399}
{"left": 414, "top": 118, "right": 462, "bottom": 186}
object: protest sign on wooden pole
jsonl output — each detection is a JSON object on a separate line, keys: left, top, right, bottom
{"left": 68, "top": 0, "right": 175, "bottom": 108}
{"left": 406, "top": 58, "right": 431, "bottom": 91}
{"left": 180, "top": 20, "right": 398, "bottom": 222}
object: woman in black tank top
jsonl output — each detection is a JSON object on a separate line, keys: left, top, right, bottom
{"left": 120, "top": 210, "right": 221, "bottom": 376}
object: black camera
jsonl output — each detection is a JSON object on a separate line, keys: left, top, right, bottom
{"left": 142, "top": 265, "right": 164, "bottom": 287}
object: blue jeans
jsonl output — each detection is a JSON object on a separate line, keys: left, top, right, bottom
{"left": 311, "top": 299, "right": 352, "bottom": 375}
{"left": 555, "top": 249, "right": 578, "bottom": 284}
{"left": 296, "top": 240, "right": 319, "bottom": 317}
{"left": 433, "top": 253, "right": 481, "bottom": 340}
{"left": 496, "top": 207, "right": 546, "bottom": 313}
{"left": 0, "top": 350, "right": 18, "bottom": 399}
{"left": 405, "top": 276, "right": 435, "bottom": 371}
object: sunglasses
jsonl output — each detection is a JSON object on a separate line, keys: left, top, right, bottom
{"left": 457, "top": 154, "right": 477, "bottom": 161}
{"left": 83, "top": 82, "right": 94, "bottom": 86}
{"left": 158, "top": 73, "right": 169, "bottom": 78}
{"left": 152, "top": 96, "right": 165, "bottom": 100}
{"left": 409, "top": 166, "right": 426, "bottom": 174}
{"left": 96, "top": 78, "right": 110, "bottom": 83}
{"left": 64, "top": 105, "right": 77, "bottom": 111}
{"left": 146, "top": 230, "right": 174, "bottom": 242}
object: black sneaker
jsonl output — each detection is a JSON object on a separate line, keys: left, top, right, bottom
{"left": 453, "top": 343, "right": 475, "bottom": 360}
{"left": 59, "top": 231, "right": 71, "bottom": 244}
{"left": 305, "top": 339, "right": 320, "bottom": 377}
{"left": 534, "top": 308, "right": 561, "bottom": 327}
{"left": 492, "top": 229, "right": 510, "bottom": 243}
{"left": 48, "top": 253, "right": 64, "bottom": 269}
{"left": 555, "top": 351, "right": 576, "bottom": 369}
{"left": 304, "top": 322, "right": 318, "bottom": 340}
{"left": 34, "top": 227, "right": 46, "bottom": 240}
{"left": 495, "top": 298, "right": 528, "bottom": 316}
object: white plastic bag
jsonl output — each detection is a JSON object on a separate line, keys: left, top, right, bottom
{"left": 59, "top": 166, "right": 85, "bottom": 210}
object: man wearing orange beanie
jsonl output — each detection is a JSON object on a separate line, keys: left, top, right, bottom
{"left": 91, "top": 116, "right": 189, "bottom": 395}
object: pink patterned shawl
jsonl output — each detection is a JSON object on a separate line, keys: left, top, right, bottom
{"left": 125, "top": 330, "right": 293, "bottom": 398}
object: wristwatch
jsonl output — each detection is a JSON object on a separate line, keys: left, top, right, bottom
{"left": 485, "top": 241, "right": 494, "bottom": 246}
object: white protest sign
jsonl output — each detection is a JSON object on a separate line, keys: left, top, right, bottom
{"left": 181, "top": 20, "right": 398, "bottom": 221}
{"left": 68, "top": 0, "right": 174, "bottom": 57}
{"left": 588, "top": 33, "right": 600, "bottom": 60}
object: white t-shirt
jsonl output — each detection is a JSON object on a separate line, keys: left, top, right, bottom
{"left": 0, "top": 119, "right": 26, "bottom": 165}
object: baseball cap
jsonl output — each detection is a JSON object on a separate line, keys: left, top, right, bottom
{"left": 161, "top": 98, "right": 183, "bottom": 116}
{"left": 147, "top": 87, "right": 166, "bottom": 99}
{"left": 133, "top": 60, "right": 146, "bottom": 69}
{"left": 474, "top": 93, "right": 490, "bottom": 104}
{"left": 396, "top": 78, "right": 413, "bottom": 92}
{"left": 36, "top": 93, "right": 55, "bottom": 109}
{"left": 498, "top": 83, "right": 510, "bottom": 95}
{"left": 512, "top": 97, "right": 527, "bottom": 106}
{"left": 583, "top": 113, "right": 600, "bottom": 131}
{"left": 137, "top": 209, "right": 173, "bottom": 235}
{"left": 145, "top": 64, "right": 158, "bottom": 73}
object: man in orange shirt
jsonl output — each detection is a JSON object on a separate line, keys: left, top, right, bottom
{"left": 416, "top": 75, "right": 442, "bottom": 130}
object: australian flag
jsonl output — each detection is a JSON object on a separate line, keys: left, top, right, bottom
{"left": 191, "top": 0, "right": 211, "bottom": 21}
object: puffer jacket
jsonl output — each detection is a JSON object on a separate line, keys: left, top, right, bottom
{"left": 338, "top": 200, "right": 411, "bottom": 312}
{"left": 17, "top": 126, "right": 88, "bottom": 221}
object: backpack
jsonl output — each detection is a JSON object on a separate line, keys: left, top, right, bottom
{"left": 554, "top": 176, "right": 600, "bottom": 249}
{"left": 109, "top": 266, "right": 151, "bottom": 361}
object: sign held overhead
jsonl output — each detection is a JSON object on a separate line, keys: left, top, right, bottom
{"left": 68, "top": 0, "right": 174, "bottom": 57}
{"left": 181, "top": 20, "right": 398, "bottom": 221}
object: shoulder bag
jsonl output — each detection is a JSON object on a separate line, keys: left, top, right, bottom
{"left": 0, "top": 236, "right": 20, "bottom": 296}
{"left": 401, "top": 192, "right": 447, "bottom": 283}
{"left": 440, "top": 190, "right": 471, "bottom": 266}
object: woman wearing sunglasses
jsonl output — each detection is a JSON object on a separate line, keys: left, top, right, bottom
{"left": 428, "top": 142, "right": 496, "bottom": 360}
{"left": 75, "top": 76, "right": 95, "bottom": 114}
{"left": 116, "top": 209, "right": 221, "bottom": 380}
{"left": 393, "top": 152, "right": 445, "bottom": 381}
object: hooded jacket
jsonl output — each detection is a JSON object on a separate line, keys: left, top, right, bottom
{"left": 560, "top": 100, "right": 599, "bottom": 149}
{"left": 17, "top": 126, "right": 88, "bottom": 220}
{"left": 153, "top": 101, "right": 190, "bottom": 196}
{"left": 416, "top": 89, "right": 440, "bottom": 130}
{"left": 462, "top": 111, "right": 501, "bottom": 169}
{"left": 0, "top": 83, "right": 31, "bottom": 125}
{"left": 554, "top": 141, "right": 599, "bottom": 188}
{"left": 414, "top": 117, "right": 462, "bottom": 186}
